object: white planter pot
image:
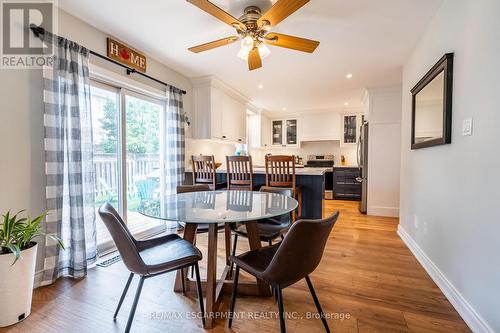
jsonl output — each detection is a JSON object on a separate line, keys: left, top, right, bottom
{"left": 0, "top": 243, "right": 38, "bottom": 327}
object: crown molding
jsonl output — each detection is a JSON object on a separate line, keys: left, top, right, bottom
{"left": 191, "top": 75, "right": 250, "bottom": 105}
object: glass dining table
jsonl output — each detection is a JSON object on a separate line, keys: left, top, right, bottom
{"left": 138, "top": 190, "right": 298, "bottom": 328}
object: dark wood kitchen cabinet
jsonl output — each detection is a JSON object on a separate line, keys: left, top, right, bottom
{"left": 333, "top": 167, "right": 361, "bottom": 200}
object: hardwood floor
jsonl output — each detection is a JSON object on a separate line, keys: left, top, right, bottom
{"left": 0, "top": 200, "right": 470, "bottom": 333}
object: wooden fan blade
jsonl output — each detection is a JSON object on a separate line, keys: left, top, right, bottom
{"left": 188, "top": 36, "right": 239, "bottom": 53}
{"left": 264, "top": 32, "right": 319, "bottom": 53}
{"left": 257, "top": 0, "right": 309, "bottom": 28}
{"left": 248, "top": 47, "right": 262, "bottom": 71}
{"left": 187, "top": 0, "right": 246, "bottom": 30}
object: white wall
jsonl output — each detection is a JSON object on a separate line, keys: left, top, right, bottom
{"left": 399, "top": 0, "right": 500, "bottom": 331}
{"left": 366, "top": 87, "right": 402, "bottom": 217}
{"left": 0, "top": 9, "right": 193, "bottom": 272}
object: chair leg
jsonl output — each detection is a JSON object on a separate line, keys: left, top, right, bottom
{"left": 281, "top": 234, "right": 284, "bottom": 241}
{"left": 296, "top": 190, "right": 302, "bottom": 220}
{"left": 305, "top": 276, "right": 330, "bottom": 333}
{"left": 191, "top": 236, "right": 198, "bottom": 279}
{"left": 180, "top": 268, "right": 186, "bottom": 295}
{"left": 229, "top": 234, "right": 238, "bottom": 277}
{"left": 276, "top": 286, "right": 286, "bottom": 333}
{"left": 228, "top": 265, "right": 240, "bottom": 328}
{"left": 194, "top": 262, "right": 205, "bottom": 327}
{"left": 125, "top": 276, "right": 145, "bottom": 333}
{"left": 114, "top": 273, "right": 134, "bottom": 320}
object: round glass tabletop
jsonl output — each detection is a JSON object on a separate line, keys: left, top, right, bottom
{"left": 138, "top": 190, "right": 298, "bottom": 224}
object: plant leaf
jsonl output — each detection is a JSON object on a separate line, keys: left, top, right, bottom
{"left": 5, "top": 243, "right": 21, "bottom": 265}
{"left": 48, "top": 234, "right": 65, "bottom": 250}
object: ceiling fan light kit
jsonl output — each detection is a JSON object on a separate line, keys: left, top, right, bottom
{"left": 187, "top": 0, "right": 320, "bottom": 71}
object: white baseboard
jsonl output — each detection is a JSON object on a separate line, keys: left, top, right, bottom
{"left": 397, "top": 225, "right": 494, "bottom": 333}
{"left": 367, "top": 205, "right": 399, "bottom": 217}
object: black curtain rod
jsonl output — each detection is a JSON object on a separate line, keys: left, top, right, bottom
{"left": 30, "top": 25, "right": 186, "bottom": 95}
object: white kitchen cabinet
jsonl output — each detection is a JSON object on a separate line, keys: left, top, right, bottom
{"left": 192, "top": 77, "right": 248, "bottom": 143}
{"left": 221, "top": 93, "right": 246, "bottom": 142}
{"left": 300, "top": 111, "right": 341, "bottom": 142}
{"left": 261, "top": 114, "right": 271, "bottom": 147}
{"left": 248, "top": 112, "right": 271, "bottom": 148}
{"left": 271, "top": 118, "right": 298, "bottom": 147}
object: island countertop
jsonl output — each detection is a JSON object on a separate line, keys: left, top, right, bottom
{"left": 333, "top": 165, "right": 359, "bottom": 169}
{"left": 186, "top": 166, "right": 331, "bottom": 176}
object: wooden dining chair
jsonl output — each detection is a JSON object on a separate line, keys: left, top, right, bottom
{"left": 177, "top": 184, "right": 225, "bottom": 233}
{"left": 265, "top": 155, "right": 302, "bottom": 220}
{"left": 191, "top": 155, "right": 225, "bottom": 190}
{"left": 226, "top": 155, "right": 253, "bottom": 191}
{"left": 229, "top": 212, "right": 340, "bottom": 333}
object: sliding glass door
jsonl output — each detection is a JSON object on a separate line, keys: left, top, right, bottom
{"left": 91, "top": 82, "right": 120, "bottom": 247}
{"left": 124, "top": 93, "right": 165, "bottom": 235}
{"left": 90, "top": 80, "right": 167, "bottom": 252}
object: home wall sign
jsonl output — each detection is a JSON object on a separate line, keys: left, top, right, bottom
{"left": 107, "top": 37, "right": 147, "bottom": 73}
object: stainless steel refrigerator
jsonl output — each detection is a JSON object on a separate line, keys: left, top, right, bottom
{"left": 357, "top": 121, "right": 369, "bottom": 213}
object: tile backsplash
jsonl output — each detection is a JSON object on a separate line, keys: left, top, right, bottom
{"left": 185, "top": 139, "right": 358, "bottom": 168}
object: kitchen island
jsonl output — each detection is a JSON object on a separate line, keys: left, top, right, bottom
{"left": 185, "top": 167, "right": 329, "bottom": 219}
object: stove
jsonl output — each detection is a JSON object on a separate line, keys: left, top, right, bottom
{"left": 305, "top": 155, "right": 334, "bottom": 168}
{"left": 306, "top": 155, "right": 334, "bottom": 200}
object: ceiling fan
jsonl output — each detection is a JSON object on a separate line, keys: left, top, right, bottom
{"left": 187, "top": 0, "right": 320, "bottom": 71}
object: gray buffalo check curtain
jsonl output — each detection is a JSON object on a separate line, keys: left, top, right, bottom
{"left": 37, "top": 30, "right": 187, "bottom": 285}
{"left": 164, "top": 86, "right": 185, "bottom": 194}
{"left": 40, "top": 31, "right": 96, "bottom": 286}
{"left": 162, "top": 86, "right": 186, "bottom": 230}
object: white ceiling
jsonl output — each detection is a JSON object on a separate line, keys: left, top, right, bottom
{"left": 59, "top": 0, "right": 443, "bottom": 112}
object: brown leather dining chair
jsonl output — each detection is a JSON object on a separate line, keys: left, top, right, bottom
{"left": 229, "top": 186, "right": 293, "bottom": 275}
{"left": 98, "top": 203, "right": 205, "bottom": 333}
{"left": 229, "top": 212, "right": 340, "bottom": 333}
{"left": 265, "top": 155, "right": 302, "bottom": 221}
{"left": 191, "top": 155, "right": 226, "bottom": 190}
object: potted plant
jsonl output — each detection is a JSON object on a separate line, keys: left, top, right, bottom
{"left": 0, "top": 210, "right": 63, "bottom": 327}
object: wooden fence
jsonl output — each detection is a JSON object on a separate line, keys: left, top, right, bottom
{"left": 94, "top": 153, "right": 159, "bottom": 198}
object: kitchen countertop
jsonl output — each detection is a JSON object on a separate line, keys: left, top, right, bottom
{"left": 334, "top": 165, "right": 359, "bottom": 169}
{"left": 186, "top": 166, "right": 331, "bottom": 176}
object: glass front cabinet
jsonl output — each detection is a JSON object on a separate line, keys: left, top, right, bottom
{"left": 272, "top": 120, "right": 283, "bottom": 145}
{"left": 272, "top": 118, "right": 298, "bottom": 147}
{"left": 341, "top": 113, "right": 362, "bottom": 145}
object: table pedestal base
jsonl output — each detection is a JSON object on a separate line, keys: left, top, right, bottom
{"left": 174, "top": 222, "right": 272, "bottom": 328}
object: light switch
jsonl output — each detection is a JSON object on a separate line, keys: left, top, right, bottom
{"left": 462, "top": 118, "right": 473, "bottom": 136}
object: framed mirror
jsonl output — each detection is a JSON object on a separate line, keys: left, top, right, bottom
{"left": 411, "top": 53, "right": 454, "bottom": 149}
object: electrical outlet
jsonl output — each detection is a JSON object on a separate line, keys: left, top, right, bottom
{"left": 462, "top": 118, "right": 473, "bottom": 136}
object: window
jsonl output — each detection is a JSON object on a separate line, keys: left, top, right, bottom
{"left": 90, "top": 80, "right": 168, "bottom": 253}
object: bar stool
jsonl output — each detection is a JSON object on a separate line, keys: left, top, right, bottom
{"left": 191, "top": 155, "right": 226, "bottom": 190}
{"left": 265, "top": 155, "right": 302, "bottom": 221}
{"left": 226, "top": 155, "right": 254, "bottom": 191}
